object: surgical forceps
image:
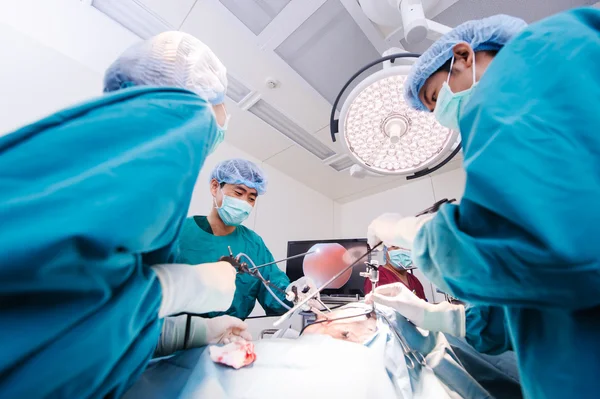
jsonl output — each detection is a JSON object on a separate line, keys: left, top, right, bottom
{"left": 379, "top": 313, "right": 427, "bottom": 370}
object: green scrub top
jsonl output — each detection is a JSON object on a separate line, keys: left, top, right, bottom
{"left": 177, "top": 216, "right": 291, "bottom": 319}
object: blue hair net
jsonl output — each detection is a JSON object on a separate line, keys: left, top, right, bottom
{"left": 404, "top": 14, "right": 527, "bottom": 111}
{"left": 104, "top": 31, "right": 227, "bottom": 105}
{"left": 210, "top": 159, "right": 268, "bottom": 195}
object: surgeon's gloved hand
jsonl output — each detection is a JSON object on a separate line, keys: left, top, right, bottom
{"left": 285, "top": 277, "right": 318, "bottom": 311}
{"left": 366, "top": 283, "right": 465, "bottom": 337}
{"left": 155, "top": 315, "right": 252, "bottom": 357}
{"left": 151, "top": 261, "right": 236, "bottom": 318}
{"left": 367, "top": 213, "right": 435, "bottom": 249}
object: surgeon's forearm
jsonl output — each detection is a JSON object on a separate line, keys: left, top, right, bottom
{"left": 413, "top": 204, "right": 594, "bottom": 309}
{"left": 464, "top": 305, "right": 513, "bottom": 355}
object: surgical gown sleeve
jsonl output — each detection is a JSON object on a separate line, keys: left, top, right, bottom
{"left": 0, "top": 87, "right": 218, "bottom": 398}
{"left": 464, "top": 305, "right": 512, "bottom": 355}
{"left": 412, "top": 8, "right": 600, "bottom": 310}
{"left": 256, "top": 244, "right": 292, "bottom": 315}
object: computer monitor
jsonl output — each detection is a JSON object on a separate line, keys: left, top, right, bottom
{"left": 285, "top": 238, "right": 370, "bottom": 297}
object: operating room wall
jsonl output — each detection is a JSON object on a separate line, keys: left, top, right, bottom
{"left": 0, "top": 0, "right": 140, "bottom": 134}
{"left": 334, "top": 168, "right": 467, "bottom": 303}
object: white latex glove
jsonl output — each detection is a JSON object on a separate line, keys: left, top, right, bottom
{"left": 367, "top": 213, "right": 435, "bottom": 249}
{"left": 155, "top": 315, "right": 252, "bottom": 357}
{"left": 152, "top": 261, "right": 236, "bottom": 318}
{"left": 366, "top": 283, "right": 465, "bottom": 337}
{"left": 204, "top": 315, "right": 252, "bottom": 344}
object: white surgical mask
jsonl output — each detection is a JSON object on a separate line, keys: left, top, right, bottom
{"left": 214, "top": 187, "right": 252, "bottom": 226}
{"left": 208, "top": 112, "right": 229, "bottom": 155}
{"left": 434, "top": 55, "right": 477, "bottom": 132}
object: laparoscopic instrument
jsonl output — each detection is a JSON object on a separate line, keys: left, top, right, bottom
{"left": 218, "top": 247, "right": 319, "bottom": 311}
{"left": 272, "top": 197, "right": 454, "bottom": 328}
{"left": 273, "top": 242, "right": 383, "bottom": 327}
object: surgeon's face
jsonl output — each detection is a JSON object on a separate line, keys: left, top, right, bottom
{"left": 211, "top": 180, "right": 258, "bottom": 207}
{"left": 419, "top": 43, "right": 485, "bottom": 112}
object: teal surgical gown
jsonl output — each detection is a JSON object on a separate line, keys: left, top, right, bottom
{"left": 413, "top": 8, "right": 600, "bottom": 399}
{"left": 177, "top": 216, "right": 291, "bottom": 319}
{"left": 0, "top": 87, "right": 218, "bottom": 398}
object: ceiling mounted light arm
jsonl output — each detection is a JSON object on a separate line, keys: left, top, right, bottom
{"left": 329, "top": 52, "right": 420, "bottom": 143}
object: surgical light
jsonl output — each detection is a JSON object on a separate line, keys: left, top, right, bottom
{"left": 330, "top": 53, "right": 460, "bottom": 180}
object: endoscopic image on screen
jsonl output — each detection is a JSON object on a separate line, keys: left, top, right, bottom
{"left": 285, "top": 239, "right": 370, "bottom": 296}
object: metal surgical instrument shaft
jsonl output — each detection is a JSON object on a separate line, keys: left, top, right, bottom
{"left": 248, "top": 250, "right": 316, "bottom": 271}
{"left": 273, "top": 242, "right": 383, "bottom": 327}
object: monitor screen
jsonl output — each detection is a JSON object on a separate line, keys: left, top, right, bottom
{"left": 285, "top": 238, "right": 370, "bottom": 297}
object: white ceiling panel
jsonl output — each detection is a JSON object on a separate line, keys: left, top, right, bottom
{"left": 182, "top": 0, "right": 330, "bottom": 134}
{"left": 265, "top": 143, "right": 410, "bottom": 201}
{"left": 136, "top": 0, "right": 196, "bottom": 28}
{"left": 248, "top": 99, "right": 336, "bottom": 160}
{"left": 275, "top": 0, "right": 382, "bottom": 108}
{"left": 223, "top": 97, "right": 295, "bottom": 161}
{"left": 264, "top": 145, "right": 344, "bottom": 196}
{"left": 219, "top": 0, "right": 293, "bottom": 35}
{"left": 433, "top": 0, "right": 595, "bottom": 26}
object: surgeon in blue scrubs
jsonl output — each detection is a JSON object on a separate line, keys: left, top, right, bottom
{"left": 368, "top": 9, "right": 600, "bottom": 399}
{"left": 178, "top": 159, "right": 292, "bottom": 320}
{"left": 0, "top": 32, "right": 248, "bottom": 398}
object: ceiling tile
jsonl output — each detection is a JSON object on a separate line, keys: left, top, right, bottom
{"left": 136, "top": 0, "right": 197, "bottom": 27}
{"left": 218, "top": 0, "right": 292, "bottom": 35}
{"left": 264, "top": 143, "right": 410, "bottom": 201}
{"left": 182, "top": 0, "right": 330, "bottom": 134}
{"left": 275, "top": 0, "right": 382, "bottom": 109}
{"left": 224, "top": 98, "right": 294, "bottom": 161}
{"left": 264, "top": 144, "right": 342, "bottom": 196}
{"left": 432, "top": 0, "right": 596, "bottom": 25}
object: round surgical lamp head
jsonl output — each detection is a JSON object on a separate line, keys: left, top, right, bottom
{"left": 329, "top": 53, "right": 461, "bottom": 180}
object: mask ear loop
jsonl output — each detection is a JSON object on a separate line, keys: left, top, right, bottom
{"left": 213, "top": 182, "right": 224, "bottom": 209}
{"left": 447, "top": 50, "right": 477, "bottom": 87}
{"left": 471, "top": 51, "right": 477, "bottom": 86}
{"left": 446, "top": 56, "right": 455, "bottom": 84}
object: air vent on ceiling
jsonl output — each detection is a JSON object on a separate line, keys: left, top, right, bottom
{"left": 92, "top": 0, "right": 172, "bottom": 39}
{"left": 219, "top": 0, "right": 292, "bottom": 35}
{"left": 248, "top": 99, "right": 336, "bottom": 160}
{"left": 329, "top": 156, "right": 355, "bottom": 172}
{"left": 226, "top": 73, "right": 252, "bottom": 103}
{"left": 274, "top": 0, "right": 381, "bottom": 109}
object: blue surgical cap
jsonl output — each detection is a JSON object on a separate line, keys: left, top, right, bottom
{"left": 404, "top": 14, "right": 527, "bottom": 111}
{"left": 104, "top": 31, "right": 228, "bottom": 105}
{"left": 210, "top": 159, "right": 268, "bottom": 195}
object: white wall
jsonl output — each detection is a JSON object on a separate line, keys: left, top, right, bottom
{"left": 334, "top": 168, "right": 467, "bottom": 302}
{"left": 0, "top": 0, "right": 139, "bottom": 133}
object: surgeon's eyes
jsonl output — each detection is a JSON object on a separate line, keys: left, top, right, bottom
{"left": 234, "top": 191, "right": 243, "bottom": 197}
